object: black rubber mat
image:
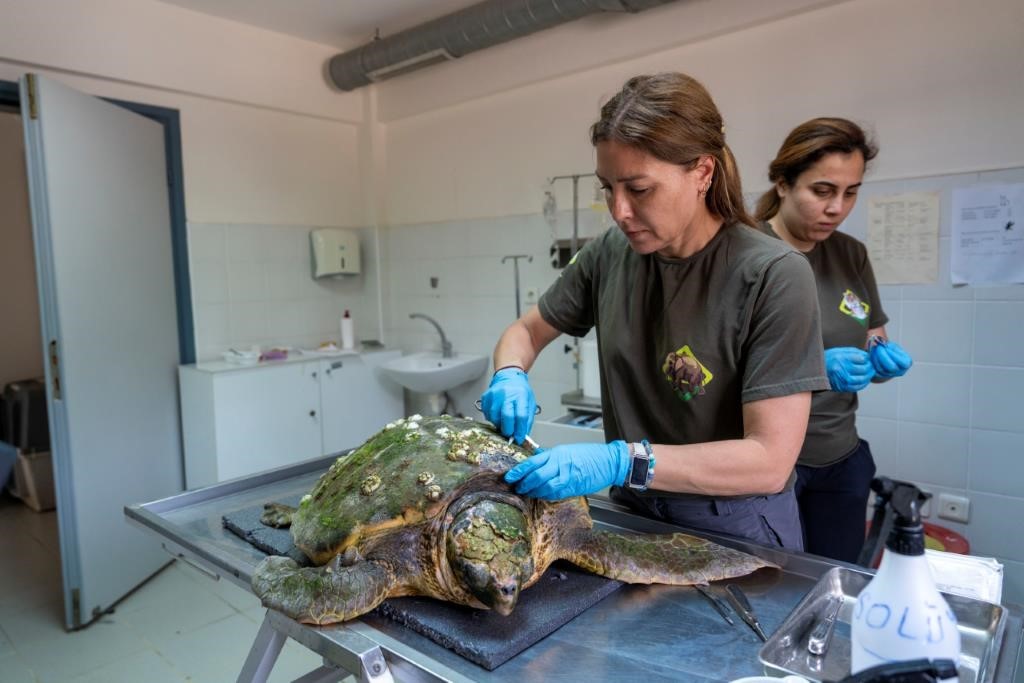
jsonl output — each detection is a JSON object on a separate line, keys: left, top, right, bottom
{"left": 375, "top": 562, "right": 622, "bottom": 670}
{"left": 224, "top": 502, "right": 623, "bottom": 670}
{"left": 222, "top": 495, "right": 310, "bottom": 566}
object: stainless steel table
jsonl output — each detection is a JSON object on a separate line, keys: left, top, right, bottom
{"left": 125, "top": 456, "right": 1024, "bottom": 683}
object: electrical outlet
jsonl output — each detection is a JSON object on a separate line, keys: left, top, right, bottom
{"left": 524, "top": 287, "right": 539, "bottom": 305}
{"left": 937, "top": 493, "right": 970, "bottom": 523}
{"left": 919, "top": 489, "right": 932, "bottom": 518}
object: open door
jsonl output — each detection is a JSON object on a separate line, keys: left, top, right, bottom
{"left": 19, "top": 74, "right": 184, "bottom": 629}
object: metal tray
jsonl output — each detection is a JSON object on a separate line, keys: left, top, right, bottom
{"left": 759, "top": 566, "right": 1006, "bottom": 683}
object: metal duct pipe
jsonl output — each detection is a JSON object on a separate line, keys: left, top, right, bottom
{"left": 328, "top": 0, "right": 680, "bottom": 91}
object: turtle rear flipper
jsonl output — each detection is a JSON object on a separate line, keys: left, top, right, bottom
{"left": 252, "top": 555, "right": 398, "bottom": 625}
{"left": 558, "top": 529, "right": 776, "bottom": 585}
{"left": 261, "top": 502, "right": 296, "bottom": 528}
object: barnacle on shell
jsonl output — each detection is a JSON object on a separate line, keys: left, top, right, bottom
{"left": 360, "top": 474, "right": 382, "bottom": 495}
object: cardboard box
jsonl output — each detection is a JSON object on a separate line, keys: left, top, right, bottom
{"left": 10, "top": 449, "right": 55, "bottom": 512}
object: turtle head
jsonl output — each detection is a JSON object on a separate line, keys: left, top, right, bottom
{"left": 446, "top": 497, "right": 534, "bottom": 616}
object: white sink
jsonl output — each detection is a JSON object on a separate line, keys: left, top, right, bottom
{"left": 379, "top": 351, "right": 489, "bottom": 394}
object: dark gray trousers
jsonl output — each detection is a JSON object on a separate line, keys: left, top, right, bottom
{"left": 609, "top": 486, "right": 804, "bottom": 551}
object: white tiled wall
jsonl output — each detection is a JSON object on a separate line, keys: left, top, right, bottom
{"left": 840, "top": 166, "right": 1024, "bottom": 604}
{"left": 379, "top": 168, "right": 1024, "bottom": 605}
{"left": 380, "top": 207, "right": 609, "bottom": 418}
{"left": 187, "top": 223, "right": 383, "bottom": 361}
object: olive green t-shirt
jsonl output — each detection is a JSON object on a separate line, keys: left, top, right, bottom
{"left": 757, "top": 223, "right": 888, "bottom": 466}
{"left": 538, "top": 224, "right": 829, "bottom": 481}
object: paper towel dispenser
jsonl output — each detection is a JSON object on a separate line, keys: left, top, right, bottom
{"left": 310, "top": 228, "right": 360, "bottom": 277}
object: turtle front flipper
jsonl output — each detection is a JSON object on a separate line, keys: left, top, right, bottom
{"left": 252, "top": 555, "right": 397, "bottom": 625}
{"left": 558, "top": 529, "right": 776, "bottom": 585}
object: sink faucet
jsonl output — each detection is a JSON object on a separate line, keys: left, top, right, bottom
{"left": 409, "top": 313, "right": 453, "bottom": 358}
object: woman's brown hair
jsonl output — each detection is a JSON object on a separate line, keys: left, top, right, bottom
{"left": 590, "top": 72, "right": 754, "bottom": 228}
{"left": 755, "top": 117, "right": 879, "bottom": 221}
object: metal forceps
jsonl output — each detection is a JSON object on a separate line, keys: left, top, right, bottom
{"left": 695, "top": 585, "right": 735, "bottom": 625}
{"left": 472, "top": 400, "right": 542, "bottom": 453}
{"left": 473, "top": 399, "right": 542, "bottom": 416}
{"left": 725, "top": 584, "right": 768, "bottom": 642}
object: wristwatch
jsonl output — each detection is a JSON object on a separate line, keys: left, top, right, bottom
{"left": 626, "top": 440, "right": 656, "bottom": 491}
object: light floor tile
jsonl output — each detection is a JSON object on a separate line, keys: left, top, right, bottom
{"left": 174, "top": 561, "right": 261, "bottom": 612}
{"left": 66, "top": 648, "right": 187, "bottom": 683}
{"left": 117, "top": 579, "right": 237, "bottom": 643}
{"left": 156, "top": 612, "right": 265, "bottom": 683}
{"left": 16, "top": 617, "right": 152, "bottom": 683}
{"left": 0, "top": 600, "right": 68, "bottom": 651}
{"left": 0, "top": 651, "right": 36, "bottom": 683}
{"left": 0, "top": 623, "right": 14, "bottom": 658}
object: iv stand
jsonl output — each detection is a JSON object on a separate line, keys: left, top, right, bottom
{"left": 502, "top": 254, "right": 532, "bottom": 318}
{"left": 546, "top": 173, "right": 598, "bottom": 393}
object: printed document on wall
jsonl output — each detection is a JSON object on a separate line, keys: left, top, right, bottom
{"left": 867, "top": 192, "right": 939, "bottom": 284}
{"left": 952, "top": 183, "right": 1024, "bottom": 285}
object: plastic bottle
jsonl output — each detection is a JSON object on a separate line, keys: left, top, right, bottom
{"left": 850, "top": 486, "right": 961, "bottom": 680}
{"left": 340, "top": 310, "right": 355, "bottom": 350}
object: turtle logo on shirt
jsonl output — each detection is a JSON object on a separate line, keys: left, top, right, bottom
{"left": 839, "top": 289, "right": 870, "bottom": 325}
{"left": 663, "top": 345, "right": 713, "bottom": 402}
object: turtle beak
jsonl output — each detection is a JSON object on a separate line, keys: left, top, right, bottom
{"left": 491, "top": 579, "right": 520, "bottom": 616}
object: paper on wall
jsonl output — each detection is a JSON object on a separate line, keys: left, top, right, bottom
{"left": 866, "top": 192, "right": 940, "bottom": 284}
{"left": 952, "top": 182, "right": 1024, "bottom": 285}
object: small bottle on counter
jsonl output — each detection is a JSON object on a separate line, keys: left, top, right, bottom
{"left": 340, "top": 309, "right": 355, "bottom": 350}
{"left": 850, "top": 485, "right": 961, "bottom": 680}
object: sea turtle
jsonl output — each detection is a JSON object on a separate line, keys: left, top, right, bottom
{"left": 252, "top": 415, "right": 774, "bottom": 625}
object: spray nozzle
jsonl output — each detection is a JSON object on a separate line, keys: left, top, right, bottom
{"left": 867, "top": 477, "right": 931, "bottom": 556}
{"left": 890, "top": 486, "right": 930, "bottom": 529}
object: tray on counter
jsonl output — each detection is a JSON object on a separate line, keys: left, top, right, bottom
{"left": 759, "top": 566, "right": 1006, "bottom": 683}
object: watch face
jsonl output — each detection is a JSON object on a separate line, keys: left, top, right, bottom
{"left": 629, "top": 457, "right": 650, "bottom": 487}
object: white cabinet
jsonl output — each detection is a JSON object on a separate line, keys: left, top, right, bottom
{"left": 319, "top": 354, "right": 402, "bottom": 455}
{"left": 179, "top": 351, "right": 402, "bottom": 489}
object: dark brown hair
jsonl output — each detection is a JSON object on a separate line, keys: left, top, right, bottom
{"left": 755, "top": 117, "right": 879, "bottom": 221}
{"left": 590, "top": 72, "right": 754, "bottom": 228}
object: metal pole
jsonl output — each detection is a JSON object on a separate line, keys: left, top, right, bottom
{"left": 502, "top": 255, "right": 532, "bottom": 318}
{"left": 547, "top": 172, "right": 597, "bottom": 393}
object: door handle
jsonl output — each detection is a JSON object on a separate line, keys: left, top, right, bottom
{"left": 49, "top": 339, "right": 62, "bottom": 400}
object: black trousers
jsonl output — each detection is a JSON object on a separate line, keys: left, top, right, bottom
{"left": 794, "top": 438, "right": 876, "bottom": 563}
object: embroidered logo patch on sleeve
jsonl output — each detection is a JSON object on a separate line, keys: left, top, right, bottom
{"left": 662, "top": 345, "right": 713, "bottom": 401}
{"left": 839, "top": 289, "right": 870, "bottom": 325}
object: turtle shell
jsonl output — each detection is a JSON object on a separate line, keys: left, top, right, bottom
{"left": 289, "top": 415, "right": 527, "bottom": 564}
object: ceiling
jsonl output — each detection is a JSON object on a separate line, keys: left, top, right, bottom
{"left": 156, "top": 0, "right": 484, "bottom": 50}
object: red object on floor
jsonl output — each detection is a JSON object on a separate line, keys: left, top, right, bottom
{"left": 864, "top": 521, "right": 970, "bottom": 568}
{"left": 922, "top": 522, "right": 970, "bottom": 555}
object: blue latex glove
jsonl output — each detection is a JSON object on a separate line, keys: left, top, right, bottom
{"left": 504, "top": 441, "right": 630, "bottom": 501}
{"left": 824, "top": 347, "right": 875, "bottom": 392}
{"left": 479, "top": 367, "right": 536, "bottom": 444}
{"left": 870, "top": 340, "right": 913, "bottom": 379}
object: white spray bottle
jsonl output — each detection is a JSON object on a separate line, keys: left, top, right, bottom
{"left": 850, "top": 486, "right": 960, "bottom": 680}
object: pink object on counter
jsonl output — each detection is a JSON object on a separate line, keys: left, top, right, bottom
{"left": 259, "top": 349, "right": 289, "bottom": 362}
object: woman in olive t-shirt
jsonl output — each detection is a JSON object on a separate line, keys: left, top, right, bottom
{"left": 755, "top": 118, "right": 914, "bottom": 562}
{"left": 478, "top": 73, "right": 830, "bottom": 550}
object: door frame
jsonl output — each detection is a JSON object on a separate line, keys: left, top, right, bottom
{"left": 0, "top": 78, "right": 194, "bottom": 364}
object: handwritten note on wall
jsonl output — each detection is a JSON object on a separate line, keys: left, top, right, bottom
{"left": 952, "top": 183, "right": 1024, "bottom": 285}
{"left": 867, "top": 192, "right": 940, "bottom": 284}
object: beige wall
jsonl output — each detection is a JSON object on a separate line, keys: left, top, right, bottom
{"left": 0, "top": 111, "right": 44, "bottom": 389}
{"left": 379, "top": 0, "right": 1024, "bottom": 226}
{"left": 0, "top": 0, "right": 365, "bottom": 227}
